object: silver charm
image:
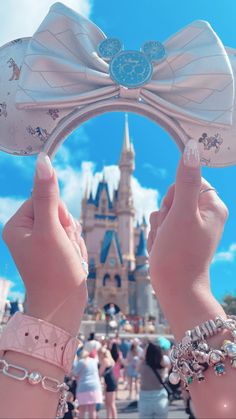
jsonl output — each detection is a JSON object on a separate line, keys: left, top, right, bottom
{"left": 169, "top": 371, "right": 181, "bottom": 385}
{"left": 28, "top": 371, "right": 42, "bottom": 384}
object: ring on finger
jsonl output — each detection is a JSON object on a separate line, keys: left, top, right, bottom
{"left": 200, "top": 187, "right": 218, "bottom": 195}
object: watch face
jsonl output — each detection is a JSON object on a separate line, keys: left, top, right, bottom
{"left": 142, "top": 40, "right": 166, "bottom": 62}
{"left": 110, "top": 50, "right": 153, "bottom": 88}
{"left": 109, "top": 257, "right": 117, "bottom": 267}
{"left": 97, "top": 38, "right": 123, "bottom": 60}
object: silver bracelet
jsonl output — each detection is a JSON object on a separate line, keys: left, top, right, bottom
{"left": 169, "top": 316, "right": 236, "bottom": 389}
{"left": 0, "top": 359, "right": 69, "bottom": 418}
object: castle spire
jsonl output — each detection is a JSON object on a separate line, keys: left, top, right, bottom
{"left": 122, "top": 113, "right": 131, "bottom": 152}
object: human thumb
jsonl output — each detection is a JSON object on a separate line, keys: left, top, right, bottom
{"left": 32, "top": 152, "right": 60, "bottom": 229}
{"left": 174, "top": 139, "right": 202, "bottom": 213}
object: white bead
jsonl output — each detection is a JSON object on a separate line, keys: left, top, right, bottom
{"left": 169, "top": 372, "right": 180, "bottom": 385}
{"left": 225, "top": 343, "right": 236, "bottom": 358}
{"left": 198, "top": 342, "right": 209, "bottom": 351}
{"left": 210, "top": 352, "right": 221, "bottom": 364}
{"left": 28, "top": 371, "right": 42, "bottom": 385}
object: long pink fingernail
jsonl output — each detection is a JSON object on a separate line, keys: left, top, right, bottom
{"left": 69, "top": 214, "right": 77, "bottom": 230}
{"left": 36, "top": 152, "right": 53, "bottom": 180}
{"left": 183, "top": 139, "right": 200, "bottom": 168}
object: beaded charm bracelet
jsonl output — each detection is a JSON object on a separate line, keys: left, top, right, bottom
{"left": 0, "top": 359, "right": 69, "bottom": 418}
{"left": 169, "top": 316, "right": 236, "bottom": 389}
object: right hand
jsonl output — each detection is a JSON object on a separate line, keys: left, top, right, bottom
{"left": 2, "top": 152, "right": 88, "bottom": 333}
{"left": 148, "top": 141, "right": 228, "bottom": 320}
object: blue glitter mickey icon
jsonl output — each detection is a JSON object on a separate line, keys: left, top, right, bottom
{"left": 97, "top": 38, "right": 166, "bottom": 88}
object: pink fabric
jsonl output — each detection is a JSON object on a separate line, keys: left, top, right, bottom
{"left": 76, "top": 390, "right": 103, "bottom": 405}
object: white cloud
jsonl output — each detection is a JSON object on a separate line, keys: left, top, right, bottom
{"left": 212, "top": 243, "right": 236, "bottom": 264}
{"left": 0, "top": 0, "right": 92, "bottom": 46}
{"left": 0, "top": 197, "right": 24, "bottom": 224}
{"left": 55, "top": 148, "right": 159, "bottom": 223}
{"left": 7, "top": 290, "right": 25, "bottom": 303}
{"left": 143, "top": 163, "right": 168, "bottom": 179}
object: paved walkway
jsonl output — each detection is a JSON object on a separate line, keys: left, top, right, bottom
{"left": 98, "top": 380, "right": 188, "bottom": 418}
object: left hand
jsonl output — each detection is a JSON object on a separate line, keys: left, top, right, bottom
{"left": 2, "top": 152, "right": 88, "bottom": 334}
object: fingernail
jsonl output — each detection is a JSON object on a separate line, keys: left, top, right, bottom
{"left": 160, "top": 204, "right": 167, "bottom": 213}
{"left": 76, "top": 221, "right": 82, "bottom": 234}
{"left": 183, "top": 139, "right": 200, "bottom": 168}
{"left": 36, "top": 152, "right": 53, "bottom": 180}
{"left": 69, "top": 214, "right": 77, "bottom": 230}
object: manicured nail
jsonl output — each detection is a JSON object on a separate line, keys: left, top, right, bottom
{"left": 76, "top": 221, "right": 82, "bottom": 234}
{"left": 160, "top": 203, "right": 167, "bottom": 213}
{"left": 36, "top": 152, "right": 53, "bottom": 180}
{"left": 183, "top": 139, "right": 200, "bottom": 168}
{"left": 69, "top": 214, "right": 77, "bottom": 230}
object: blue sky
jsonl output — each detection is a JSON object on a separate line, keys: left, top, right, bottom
{"left": 0, "top": 0, "right": 236, "bottom": 303}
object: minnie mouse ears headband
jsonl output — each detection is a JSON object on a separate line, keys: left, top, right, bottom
{"left": 0, "top": 2, "right": 236, "bottom": 167}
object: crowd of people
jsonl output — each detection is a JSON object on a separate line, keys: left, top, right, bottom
{"left": 63, "top": 332, "right": 190, "bottom": 419}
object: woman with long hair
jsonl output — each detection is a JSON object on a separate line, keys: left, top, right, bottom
{"left": 127, "top": 342, "right": 140, "bottom": 400}
{"left": 99, "top": 348, "right": 117, "bottom": 419}
{"left": 110, "top": 342, "right": 123, "bottom": 398}
{"left": 138, "top": 342, "right": 170, "bottom": 418}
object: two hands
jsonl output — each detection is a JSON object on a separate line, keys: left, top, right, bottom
{"left": 2, "top": 145, "right": 232, "bottom": 418}
{"left": 3, "top": 147, "right": 228, "bottom": 337}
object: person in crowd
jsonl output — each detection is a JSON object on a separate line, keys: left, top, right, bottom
{"left": 72, "top": 347, "right": 103, "bottom": 419}
{"left": 0, "top": 142, "right": 235, "bottom": 419}
{"left": 84, "top": 332, "right": 101, "bottom": 362}
{"left": 126, "top": 342, "right": 140, "bottom": 400}
{"left": 99, "top": 347, "right": 117, "bottom": 419}
{"left": 110, "top": 342, "right": 123, "bottom": 398}
{"left": 62, "top": 391, "right": 77, "bottom": 419}
{"left": 138, "top": 342, "right": 170, "bottom": 418}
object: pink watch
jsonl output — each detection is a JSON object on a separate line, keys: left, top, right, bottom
{"left": 0, "top": 312, "right": 79, "bottom": 374}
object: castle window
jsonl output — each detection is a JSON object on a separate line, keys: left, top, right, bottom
{"left": 103, "top": 273, "right": 111, "bottom": 286}
{"left": 114, "top": 274, "right": 121, "bottom": 288}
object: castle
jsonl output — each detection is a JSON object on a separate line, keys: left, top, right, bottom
{"left": 81, "top": 115, "right": 159, "bottom": 319}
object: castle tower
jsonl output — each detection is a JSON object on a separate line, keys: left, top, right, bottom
{"left": 117, "top": 114, "right": 135, "bottom": 270}
{"left": 135, "top": 229, "right": 154, "bottom": 317}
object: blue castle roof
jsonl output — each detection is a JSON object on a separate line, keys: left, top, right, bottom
{"left": 100, "top": 230, "right": 123, "bottom": 264}
{"left": 93, "top": 180, "right": 113, "bottom": 209}
{"left": 136, "top": 229, "right": 148, "bottom": 257}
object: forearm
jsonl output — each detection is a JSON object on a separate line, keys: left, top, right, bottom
{"left": 152, "top": 274, "right": 236, "bottom": 418}
{"left": 0, "top": 282, "right": 88, "bottom": 419}
{"left": 0, "top": 351, "right": 65, "bottom": 418}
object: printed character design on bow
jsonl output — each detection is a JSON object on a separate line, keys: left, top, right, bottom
{"left": 7, "top": 58, "right": 21, "bottom": 81}
{"left": 0, "top": 102, "right": 7, "bottom": 118}
{"left": 26, "top": 126, "right": 49, "bottom": 143}
{"left": 198, "top": 132, "right": 223, "bottom": 153}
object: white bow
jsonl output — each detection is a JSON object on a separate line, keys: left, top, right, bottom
{"left": 16, "top": 2, "right": 234, "bottom": 127}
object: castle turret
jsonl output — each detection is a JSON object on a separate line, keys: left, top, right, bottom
{"left": 135, "top": 230, "right": 154, "bottom": 317}
{"left": 117, "top": 114, "right": 135, "bottom": 269}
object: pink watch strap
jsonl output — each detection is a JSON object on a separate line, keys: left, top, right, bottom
{"left": 0, "top": 312, "right": 79, "bottom": 373}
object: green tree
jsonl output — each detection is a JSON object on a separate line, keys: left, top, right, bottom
{"left": 222, "top": 294, "right": 236, "bottom": 316}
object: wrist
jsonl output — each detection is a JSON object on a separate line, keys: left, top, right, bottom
{"left": 154, "top": 280, "right": 226, "bottom": 341}
{"left": 26, "top": 281, "right": 88, "bottom": 335}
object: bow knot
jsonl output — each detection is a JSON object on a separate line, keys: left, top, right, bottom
{"left": 16, "top": 2, "right": 234, "bottom": 129}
